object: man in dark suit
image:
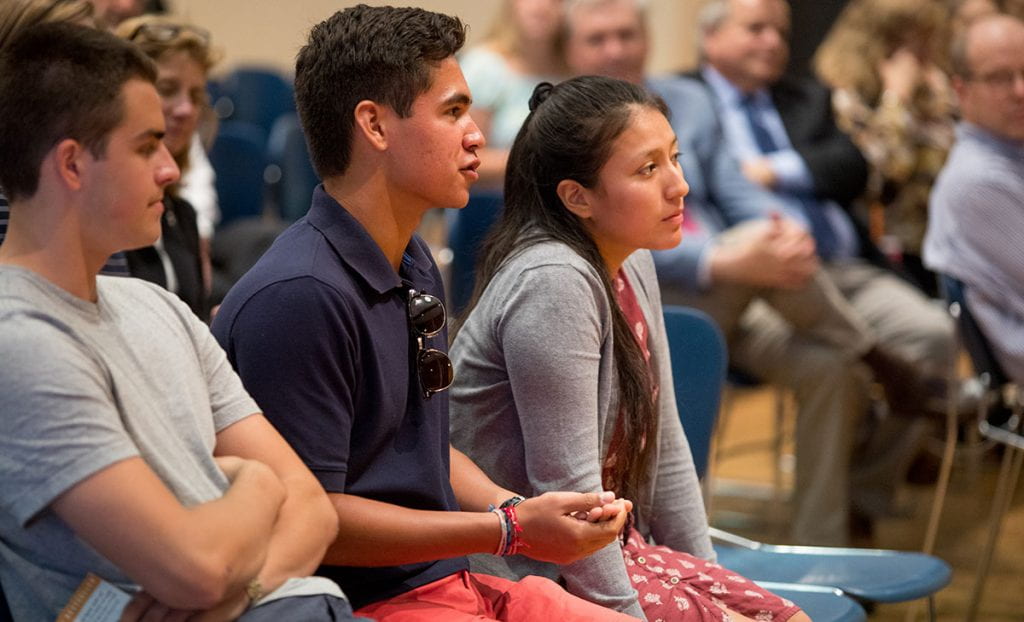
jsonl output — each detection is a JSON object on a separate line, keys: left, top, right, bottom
{"left": 690, "top": 0, "right": 956, "bottom": 541}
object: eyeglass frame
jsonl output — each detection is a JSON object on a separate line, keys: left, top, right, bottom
{"left": 406, "top": 288, "right": 453, "bottom": 398}
{"left": 127, "top": 22, "right": 211, "bottom": 46}
{"left": 965, "top": 67, "right": 1024, "bottom": 89}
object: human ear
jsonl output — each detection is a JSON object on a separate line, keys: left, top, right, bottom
{"left": 353, "top": 100, "right": 388, "bottom": 152}
{"left": 951, "top": 75, "right": 968, "bottom": 103}
{"left": 52, "top": 139, "right": 86, "bottom": 191}
{"left": 556, "top": 178, "right": 593, "bottom": 220}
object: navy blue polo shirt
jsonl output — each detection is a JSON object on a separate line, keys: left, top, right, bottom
{"left": 212, "top": 186, "right": 466, "bottom": 609}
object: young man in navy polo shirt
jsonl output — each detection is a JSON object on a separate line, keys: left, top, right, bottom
{"left": 212, "top": 5, "right": 635, "bottom": 620}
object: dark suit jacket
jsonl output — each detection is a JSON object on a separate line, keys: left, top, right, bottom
{"left": 683, "top": 69, "right": 894, "bottom": 268}
{"left": 126, "top": 194, "right": 209, "bottom": 320}
{"left": 769, "top": 76, "right": 868, "bottom": 207}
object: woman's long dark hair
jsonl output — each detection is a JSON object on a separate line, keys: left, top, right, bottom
{"left": 459, "top": 76, "right": 669, "bottom": 508}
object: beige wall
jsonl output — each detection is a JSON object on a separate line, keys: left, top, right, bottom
{"left": 169, "top": 0, "right": 706, "bottom": 80}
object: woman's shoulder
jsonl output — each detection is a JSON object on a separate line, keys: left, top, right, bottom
{"left": 499, "top": 240, "right": 601, "bottom": 280}
{"left": 474, "top": 242, "right": 611, "bottom": 318}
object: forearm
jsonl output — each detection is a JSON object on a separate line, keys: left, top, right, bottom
{"left": 252, "top": 471, "right": 338, "bottom": 592}
{"left": 321, "top": 493, "right": 501, "bottom": 566}
{"left": 212, "top": 415, "right": 339, "bottom": 596}
{"left": 52, "top": 457, "right": 284, "bottom": 611}
{"left": 450, "top": 446, "right": 517, "bottom": 511}
{"left": 708, "top": 242, "right": 751, "bottom": 286}
{"left": 184, "top": 461, "right": 285, "bottom": 598}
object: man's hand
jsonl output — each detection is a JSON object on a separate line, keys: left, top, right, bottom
{"left": 121, "top": 588, "right": 250, "bottom": 622}
{"left": 710, "top": 216, "right": 818, "bottom": 289}
{"left": 214, "top": 456, "right": 286, "bottom": 504}
{"left": 190, "top": 589, "right": 251, "bottom": 622}
{"left": 514, "top": 491, "right": 631, "bottom": 565}
{"left": 878, "top": 46, "right": 923, "bottom": 103}
{"left": 741, "top": 157, "right": 778, "bottom": 189}
{"left": 120, "top": 591, "right": 192, "bottom": 622}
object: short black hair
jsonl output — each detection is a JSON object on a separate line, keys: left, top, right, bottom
{"left": 294, "top": 4, "right": 466, "bottom": 179}
{"left": 0, "top": 22, "right": 157, "bottom": 201}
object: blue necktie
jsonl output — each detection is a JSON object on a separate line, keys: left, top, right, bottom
{"left": 740, "top": 95, "right": 838, "bottom": 259}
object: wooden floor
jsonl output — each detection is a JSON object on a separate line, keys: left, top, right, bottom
{"left": 713, "top": 387, "right": 1024, "bottom": 621}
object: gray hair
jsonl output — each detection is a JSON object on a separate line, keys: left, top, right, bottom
{"left": 564, "top": 0, "right": 649, "bottom": 34}
{"left": 697, "top": 0, "right": 732, "bottom": 50}
{"left": 950, "top": 22, "right": 972, "bottom": 77}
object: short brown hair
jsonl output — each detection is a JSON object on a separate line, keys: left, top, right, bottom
{"left": 294, "top": 4, "right": 466, "bottom": 179}
{"left": 0, "top": 22, "right": 157, "bottom": 201}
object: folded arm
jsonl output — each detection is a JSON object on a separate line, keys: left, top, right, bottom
{"left": 214, "top": 414, "right": 339, "bottom": 592}
{"left": 51, "top": 455, "right": 284, "bottom": 611}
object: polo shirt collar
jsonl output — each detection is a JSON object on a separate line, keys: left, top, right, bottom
{"left": 306, "top": 185, "right": 435, "bottom": 296}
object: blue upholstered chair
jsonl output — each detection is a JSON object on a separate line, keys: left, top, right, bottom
{"left": 213, "top": 67, "right": 295, "bottom": 139}
{"left": 208, "top": 121, "right": 268, "bottom": 230}
{"left": 266, "top": 114, "right": 319, "bottom": 222}
{"left": 662, "top": 304, "right": 951, "bottom": 620}
{"left": 446, "top": 191, "right": 503, "bottom": 315}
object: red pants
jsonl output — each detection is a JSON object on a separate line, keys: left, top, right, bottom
{"left": 355, "top": 570, "right": 635, "bottom": 621}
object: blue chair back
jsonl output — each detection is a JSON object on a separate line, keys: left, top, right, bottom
{"left": 209, "top": 121, "right": 268, "bottom": 230}
{"left": 215, "top": 67, "right": 295, "bottom": 138}
{"left": 940, "top": 274, "right": 1008, "bottom": 386}
{"left": 447, "top": 191, "right": 503, "bottom": 314}
{"left": 267, "top": 114, "right": 319, "bottom": 222}
{"left": 662, "top": 305, "right": 728, "bottom": 478}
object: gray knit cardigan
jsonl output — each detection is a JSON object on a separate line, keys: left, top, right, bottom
{"left": 449, "top": 241, "right": 714, "bottom": 620}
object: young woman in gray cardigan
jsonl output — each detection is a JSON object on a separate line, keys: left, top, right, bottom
{"left": 449, "top": 77, "right": 808, "bottom": 622}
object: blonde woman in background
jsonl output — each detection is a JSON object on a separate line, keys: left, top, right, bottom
{"left": 459, "top": 0, "right": 568, "bottom": 185}
{"left": 815, "top": 0, "right": 955, "bottom": 296}
{"left": 0, "top": 0, "right": 93, "bottom": 45}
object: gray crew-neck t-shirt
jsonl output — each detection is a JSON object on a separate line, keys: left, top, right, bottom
{"left": 0, "top": 266, "right": 258, "bottom": 621}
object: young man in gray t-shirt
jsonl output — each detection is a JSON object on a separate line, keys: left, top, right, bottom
{"left": 0, "top": 23, "right": 354, "bottom": 622}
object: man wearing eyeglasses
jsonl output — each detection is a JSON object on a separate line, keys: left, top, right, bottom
{"left": 212, "top": 5, "right": 635, "bottom": 621}
{"left": 924, "top": 14, "right": 1024, "bottom": 385}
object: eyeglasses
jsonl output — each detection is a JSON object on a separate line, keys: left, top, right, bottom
{"left": 128, "top": 23, "right": 211, "bottom": 46}
{"left": 407, "top": 289, "right": 453, "bottom": 398}
{"left": 968, "top": 68, "right": 1024, "bottom": 89}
